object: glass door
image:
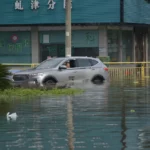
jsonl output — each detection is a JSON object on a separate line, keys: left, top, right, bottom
{"left": 40, "top": 44, "right": 65, "bottom": 61}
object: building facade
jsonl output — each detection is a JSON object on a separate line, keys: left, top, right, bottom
{"left": 0, "top": 0, "right": 150, "bottom": 63}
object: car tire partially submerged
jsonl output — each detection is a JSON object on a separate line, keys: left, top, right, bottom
{"left": 92, "top": 75, "right": 104, "bottom": 84}
{"left": 44, "top": 79, "right": 57, "bottom": 89}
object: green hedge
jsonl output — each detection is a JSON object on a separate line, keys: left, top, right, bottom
{"left": 98, "top": 56, "right": 110, "bottom": 67}
{"left": 0, "top": 64, "right": 11, "bottom": 90}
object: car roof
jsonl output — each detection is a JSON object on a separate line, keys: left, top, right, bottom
{"left": 45, "top": 56, "right": 100, "bottom": 63}
{"left": 53, "top": 56, "right": 97, "bottom": 59}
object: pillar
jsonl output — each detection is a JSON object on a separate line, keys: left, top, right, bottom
{"left": 31, "top": 27, "right": 39, "bottom": 63}
{"left": 99, "top": 26, "right": 108, "bottom": 57}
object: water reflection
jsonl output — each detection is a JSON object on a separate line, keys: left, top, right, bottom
{"left": 67, "top": 96, "right": 74, "bottom": 150}
{"left": 0, "top": 80, "right": 150, "bottom": 149}
{"left": 138, "top": 127, "right": 150, "bottom": 149}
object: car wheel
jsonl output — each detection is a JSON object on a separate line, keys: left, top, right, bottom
{"left": 92, "top": 76, "right": 104, "bottom": 84}
{"left": 44, "top": 79, "right": 56, "bottom": 89}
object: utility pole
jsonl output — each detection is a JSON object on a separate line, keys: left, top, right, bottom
{"left": 65, "top": 0, "right": 72, "bottom": 57}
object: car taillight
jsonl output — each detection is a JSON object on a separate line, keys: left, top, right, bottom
{"left": 104, "top": 67, "right": 108, "bottom": 71}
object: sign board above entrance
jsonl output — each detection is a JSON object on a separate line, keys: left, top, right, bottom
{"left": 0, "top": 0, "right": 120, "bottom": 25}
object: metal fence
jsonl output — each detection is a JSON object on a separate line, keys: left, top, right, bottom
{"left": 105, "top": 62, "right": 149, "bottom": 80}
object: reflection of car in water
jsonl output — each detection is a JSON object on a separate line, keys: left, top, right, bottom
{"left": 11, "top": 56, "right": 109, "bottom": 87}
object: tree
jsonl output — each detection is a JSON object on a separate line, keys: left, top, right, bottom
{"left": 0, "top": 64, "right": 12, "bottom": 90}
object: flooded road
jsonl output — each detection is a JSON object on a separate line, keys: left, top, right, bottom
{"left": 0, "top": 80, "right": 150, "bottom": 150}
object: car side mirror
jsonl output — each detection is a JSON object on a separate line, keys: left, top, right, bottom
{"left": 59, "top": 65, "right": 67, "bottom": 70}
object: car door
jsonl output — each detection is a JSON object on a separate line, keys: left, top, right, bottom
{"left": 55, "top": 59, "right": 78, "bottom": 83}
{"left": 75, "top": 58, "right": 92, "bottom": 81}
{"left": 88, "top": 58, "right": 101, "bottom": 76}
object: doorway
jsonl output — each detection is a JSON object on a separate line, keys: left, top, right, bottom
{"left": 40, "top": 44, "right": 65, "bottom": 61}
{"left": 134, "top": 27, "right": 148, "bottom": 62}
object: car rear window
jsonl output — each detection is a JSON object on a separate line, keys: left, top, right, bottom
{"left": 89, "top": 59, "right": 99, "bottom": 66}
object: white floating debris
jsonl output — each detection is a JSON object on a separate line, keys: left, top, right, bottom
{"left": 6, "top": 112, "right": 18, "bottom": 122}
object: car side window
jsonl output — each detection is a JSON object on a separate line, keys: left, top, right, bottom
{"left": 76, "top": 59, "right": 92, "bottom": 67}
{"left": 63, "top": 59, "right": 77, "bottom": 68}
{"left": 89, "top": 59, "right": 99, "bottom": 66}
{"left": 69, "top": 59, "right": 77, "bottom": 68}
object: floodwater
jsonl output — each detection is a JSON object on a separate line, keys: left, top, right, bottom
{"left": 0, "top": 79, "right": 150, "bottom": 150}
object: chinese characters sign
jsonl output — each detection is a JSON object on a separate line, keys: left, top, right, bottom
{"left": 15, "top": 0, "right": 23, "bottom": 10}
{"left": 7, "top": 39, "right": 30, "bottom": 53}
{"left": 31, "top": 0, "right": 39, "bottom": 10}
{"left": 0, "top": 33, "right": 31, "bottom": 54}
{"left": 14, "top": 0, "right": 72, "bottom": 11}
{"left": 48, "top": 0, "right": 56, "bottom": 9}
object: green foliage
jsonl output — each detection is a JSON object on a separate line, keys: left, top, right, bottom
{"left": 98, "top": 56, "right": 110, "bottom": 62}
{"left": 98, "top": 56, "right": 110, "bottom": 67}
{"left": 0, "top": 88, "right": 84, "bottom": 103}
{"left": 0, "top": 64, "right": 11, "bottom": 90}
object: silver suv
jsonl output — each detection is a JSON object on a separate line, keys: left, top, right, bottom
{"left": 12, "top": 57, "right": 109, "bottom": 87}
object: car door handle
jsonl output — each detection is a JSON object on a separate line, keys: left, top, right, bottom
{"left": 69, "top": 76, "right": 75, "bottom": 80}
{"left": 73, "top": 71, "right": 77, "bottom": 73}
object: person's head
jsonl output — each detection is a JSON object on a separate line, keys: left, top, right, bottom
{"left": 66, "top": 61, "right": 70, "bottom": 68}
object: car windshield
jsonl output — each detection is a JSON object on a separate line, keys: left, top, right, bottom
{"left": 35, "top": 58, "right": 64, "bottom": 69}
